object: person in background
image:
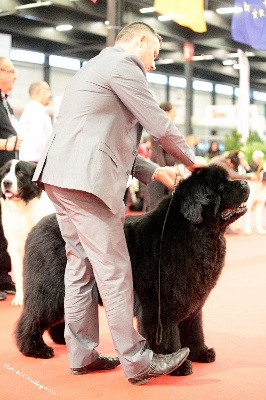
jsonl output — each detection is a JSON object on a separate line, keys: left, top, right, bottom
{"left": 33, "top": 22, "right": 195, "bottom": 385}
{"left": 187, "top": 135, "right": 205, "bottom": 157}
{"left": 124, "top": 135, "right": 151, "bottom": 211}
{"left": 138, "top": 135, "right": 151, "bottom": 159}
{"left": 143, "top": 101, "right": 179, "bottom": 212}
{"left": 249, "top": 150, "right": 265, "bottom": 173}
{"left": 19, "top": 81, "right": 53, "bottom": 163}
{"left": 209, "top": 150, "right": 250, "bottom": 180}
{"left": 207, "top": 140, "right": 220, "bottom": 159}
{"left": 0, "top": 56, "right": 23, "bottom": 301}
{"left": 232, "top": 149, "right": 266, "bottom": 235}
{"left": 237, "top": 151, "right": 251, "bottom": 175}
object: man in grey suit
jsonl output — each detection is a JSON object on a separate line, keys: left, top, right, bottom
{"left": 33, "top": 22, "right": 195, "bottom": 385}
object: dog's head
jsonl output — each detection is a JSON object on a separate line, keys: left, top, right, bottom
{"left": 0, "top": 159, "right": 41, "bottom": 203}
{"left": 176, "top": 164, "right": 250, "bottom": 227}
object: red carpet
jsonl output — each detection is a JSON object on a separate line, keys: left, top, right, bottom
{"left": 1, "top": 212, "right": 266, "bottom": 400}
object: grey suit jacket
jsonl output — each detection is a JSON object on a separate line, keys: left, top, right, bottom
{"left": 33, "top": 45, "right": 195, "bottom": 214}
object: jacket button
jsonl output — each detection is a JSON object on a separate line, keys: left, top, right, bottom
{"left": 126, "top": 170, "right": 131, "bottom": 175}
{"left": 132, "top": 150, "right": 138, "bottom": 156}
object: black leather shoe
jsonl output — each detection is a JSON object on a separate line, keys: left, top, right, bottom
{"left": 128, "top": 347, "right": 190, "bottom": 385}
{"left": 0, "top": 290, "right": 7, "bottom": 301}
{"left": 71, "top": 353, "right": 120, "bottom": 375}
{"left": 0, "top": 281, "right": 16, "bottom": 294}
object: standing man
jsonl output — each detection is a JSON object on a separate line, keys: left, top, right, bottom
{"left": 0, "top": 56, "right": 23, "bottom": 300}
{"left": 33, "top": 22, "right": 195, "bottom": 385}
{"left": 19, "top": 81, "right": 53, "bottom": 162}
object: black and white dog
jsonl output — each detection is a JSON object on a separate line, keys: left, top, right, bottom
{"left": 0, "top": 159, "right": 55, "bottom": 306}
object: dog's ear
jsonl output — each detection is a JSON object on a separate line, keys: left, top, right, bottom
{"left": 181, "top": 200, "right": 203, "bottom": 224}
{"left": 180, "top": 182, "right": 211, "bottom": 224}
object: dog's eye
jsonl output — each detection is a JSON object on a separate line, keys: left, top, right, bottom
{"left": 219, "top": 183, "right": 225, "bottom": 190}
{"left": 17, "top": 170, "right": 25, "bottom": 177}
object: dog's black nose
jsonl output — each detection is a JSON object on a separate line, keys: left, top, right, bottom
{"left": 3, "top": 180, "right": 12, "bottom": 189}
{"left": 240, "top": 180, "right": 249, "bottom": 187}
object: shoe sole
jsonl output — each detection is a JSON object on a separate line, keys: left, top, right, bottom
{"left": 71, "top": 361, "right": 120, "bottom": 375}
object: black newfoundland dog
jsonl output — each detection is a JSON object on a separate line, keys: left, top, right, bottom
{"left": 15, "top": 165, "right": 249, "bottom": 376}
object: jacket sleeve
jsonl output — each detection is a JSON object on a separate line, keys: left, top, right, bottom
{"left": 110, "top": 55, "right": 195, "bottom": 167}
{"left": 134, "top": 155, "right": 158, "bottom": 184}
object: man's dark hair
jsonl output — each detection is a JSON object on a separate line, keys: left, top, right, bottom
{"left": 115, "top": 22, "right": 162, "bottom": 47}
{"left": 159, "top": 101, "right": 174, "bottom": 112}
{"left": 227, "top": 150, "right": 240, "bottom": 168}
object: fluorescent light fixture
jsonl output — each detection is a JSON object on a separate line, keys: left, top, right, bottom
{"left": 158, "top": 15, "right": 173, "bottom": 21}
{"left": 227, "top": 52, "right": 255, "bottom": 58}
{"left": 192, "top": 55, "right": 214, "bottom": 61}
{"left": 15, "top": 1, "right": 52, "bottom": 10}
{"left": 155, "top": 58, "right": 174, "bottom": 65}
{"left": 216, "top": 7, "right": 242, "bottom": 14}
{"left": 10, "top": 49, "right": 45, "bottom": 64}
{"left": 227, "top": 53, "right": 239, "bottom": 58}
{"left": 246, "top": 52, "right": 255, "bottom": 57}
{"left": 223, "top": 59, "right": 236, "bottom": 66}
{"left": 140, "top": 7, "right": 155, "bottom": 13}
{"left": 49, "top": 55, "right": 80, "bottom": 70}
{"left": 56, "top": 24, "right": 73, "bottom": 31}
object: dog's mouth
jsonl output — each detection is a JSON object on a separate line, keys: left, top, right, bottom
{"left": 221, "top": 202, "right": 247, "bottom": 220}
{"left": 3, "top": 190, "right": 21, "bottom": 200}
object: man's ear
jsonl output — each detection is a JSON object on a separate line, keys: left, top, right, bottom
{"left": 138, "top": 34, "right": 146, "bottom": 47}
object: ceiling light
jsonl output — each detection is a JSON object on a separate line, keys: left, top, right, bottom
{"left": 223, "top": 59, "right": 236, "bottom": 66}
{"left": 15, "top": 1, "right": 52, "bottom": 10}
{"left": 227, "top": 52, "right": 255, "bottom": 58}
{"left": 56, "top": 24, "right": 73, "bottom": 31}
{"left": 192, "top": 55, "right": 214, "bottom": 61}
{"left": 216, "top": 7, "right": 242, "bottom": 14}
{"left": 140, "top": 7, "right": 155, "bottom": 13}
{"left": 155, "top": 59, "right": 174, "bottom": 65}
{"left": 105, "top": 21, "right": 110, "bottom": 25}
{"left": 158, "top": 15, "right": 174, "bottom": 21}
{"left": 233, "top": 64, "right": 240, "bottom": 69}
{"left": 246, "top": 52, "right": 255, "bottom": 57}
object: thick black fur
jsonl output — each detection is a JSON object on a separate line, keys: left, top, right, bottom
{"left": 15, "top": 165, "right": 249, "bottom": 375}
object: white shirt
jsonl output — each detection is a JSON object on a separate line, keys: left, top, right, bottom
{"left": 19, "top": 100, "right": 53, "bottom": 162}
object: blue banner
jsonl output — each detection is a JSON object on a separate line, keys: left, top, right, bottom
{"left": 232, "top": 0, "right": 266, "bottom": 50}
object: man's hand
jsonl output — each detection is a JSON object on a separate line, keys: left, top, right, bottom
{"left": 153, "top": 166, "right": 183, "bottom": 190}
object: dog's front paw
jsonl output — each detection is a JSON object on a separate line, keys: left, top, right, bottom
{"left": 11, "top": 294, "right": 24, "bottom": 306}
{"left": 27, "top": 346, "right": 55, "bottom": 359}
{"left": 189, "top": 347, "right": 216, "bottom": 363}
{"left": 170, "top": 359, "right": 193, "bottom": 376}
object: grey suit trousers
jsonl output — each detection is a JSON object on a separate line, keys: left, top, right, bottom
{"left": 45, "top": 184, "right": 153, "bottom": 378}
